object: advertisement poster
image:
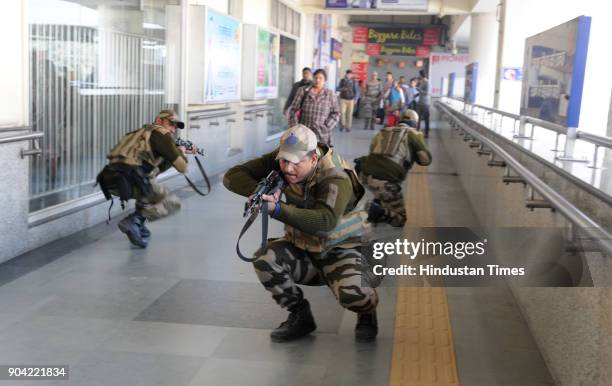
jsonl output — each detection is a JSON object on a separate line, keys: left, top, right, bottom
{"left": 255, "top": 28, "right": 279, "bottom": 99}
{"left": 428, "top": 52, "right": 470, "bottom": 97}
{"left": 464, "top": 62, "right": 478, "bottom": 103}
{"left": 313, "top": 14, "right": 332, "bottom": 69}
{"left": 204, "top": 10, "right": 241, "bottom": 103}
{"left": 520, "top": 16, "right": 591, "bottom": 127}
{"left": 331, "top": 38, "right": 343, "bottom": 60}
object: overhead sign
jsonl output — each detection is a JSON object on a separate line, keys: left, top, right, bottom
{"left": 326, "top": 0, "right": 428, "bottom": 10}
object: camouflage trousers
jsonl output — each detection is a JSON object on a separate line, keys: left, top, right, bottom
{"left": 135, "top": 178, "right": 181, "bottom": 221}
{"left": 359, "top": 173, "right": 406, "bottom": 227}
{"left": 253, "top": 238, "right": 379, "bottom": 313}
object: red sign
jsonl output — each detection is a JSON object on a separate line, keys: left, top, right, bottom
{"left": 353, "top": 27, "right": 368, "bottom": 43}
{"left": 416, "top": 45, "right": 430, "bottom": 58}
{"left": 366, "top": 43, "right": 381, "bottom": 55}
{"left": 351, "top": 62, "right": 368, "bottom": 84}
{"left": 423, "top": 28, "right": 440, "bottom": 46}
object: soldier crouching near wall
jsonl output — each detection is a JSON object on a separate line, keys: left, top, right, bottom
{"left": 96, "top": 109, "right": 197, "bottom": 248}
{"left": 224, "top": 124, "right": 380, "bottom": 342}
{"left": 355, "top": 109, "right": 432, "bottom": 227}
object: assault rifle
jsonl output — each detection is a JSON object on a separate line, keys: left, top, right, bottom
{"left": 237, "top": 170, "right": 286, "bottom": 262}
{"left": 175, "top": 137, "right": 210, "bottom": 196}
{"left": 175, "top": 138, "right": 204, "bottom": 156}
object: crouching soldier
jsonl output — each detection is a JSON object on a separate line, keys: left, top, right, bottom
{"left": 97, "top": 109, "right": 196, "bottom": 248}
{"left": 355, "top": 109, "right": 432, "bottom": 227}
{"left": 224, "top": 124, "right": 379, "bottom": 342}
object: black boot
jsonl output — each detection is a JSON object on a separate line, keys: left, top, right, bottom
{"left": 367, "top": 200, "right": 386, "bottom": 223}
{"left": 133, "top": 212, "right": 151, "bottom": 243}
{"left": 118, "top": 213, "right": 147, "bottom": 248}
{"left": 355, "top": 311, "right": 378, "bottom": 341}
{"left": 270, "top": 300, "right": 316, "bottom": 342}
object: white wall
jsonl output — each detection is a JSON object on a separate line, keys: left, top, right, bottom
{"left": 468, "top": 12, "right": 497, "bottom": 106}
{"left": 189, "top": 0, "right": 229, "bottom": 14}
{"left": 0, "top": 0, "right": 27, "bottom": 127}
{"left": 499, "top": 0, "right": 611, "bottom": 135}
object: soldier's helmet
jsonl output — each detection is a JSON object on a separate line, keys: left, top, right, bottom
{"left": 157, "top": 109, "right": 185, "bottom": 129}
{"left": 402, "top": 109, "right": 419, "bottom": 122}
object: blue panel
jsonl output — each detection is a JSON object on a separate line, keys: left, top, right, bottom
{"left": 566, "top": 16, "right": 591, "bottom": 127}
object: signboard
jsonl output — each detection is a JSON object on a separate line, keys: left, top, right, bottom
{"left": 331, "top": 38, "right": 343, "bottom": 60}
{"left": 353, "top": 26, "right": 369, "bottom": 43}
{"left": 204, "top": 9, "right": 241, "bottom": 103}
{"left": 428, "top": 52, "right": 470, "bottom": 97}
{"left": 242, "top": 24, "right": 279, "bottom": 100}
{"left": 520, "top": 16, "right": 591, "bottom": 127}
{"left": 367, "top": 26, "right": 440, "bottom": 46}
{"left": 351, "top": 62, "right": 368, "bottom": 84}
{"left": 326, "top": 0, "right": 428, "bottom": 10}
{"left": 464, "top": 62, "right": 478, "bottom": 103}
{"left": 502, "top": 67, "right": 523, "bottom": 80}
{"left": 366, "top": 43, "right": 381, "bottom": 55}
{"left": 416, "top": 45, "right": 430, "bottom": 58}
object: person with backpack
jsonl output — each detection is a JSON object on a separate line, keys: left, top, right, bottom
{"left": 96, "top": 109, "right": 197, "bottom": 248}
{"left": 354, "top": 109, "right": 432, "bottom": 227}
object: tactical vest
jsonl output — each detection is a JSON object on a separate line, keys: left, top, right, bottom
{"left": 107, "top": 124, "right": 170, "bottom": 172}
{"left": 369, "top": 126, "right": 412, "bottom": 167}
{"left": 283, "top": 147, "right": 370, "bottom": 253}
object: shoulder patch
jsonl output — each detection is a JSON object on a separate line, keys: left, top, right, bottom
{"left": 326, "top": 183, "right": 339, "bottom": 208}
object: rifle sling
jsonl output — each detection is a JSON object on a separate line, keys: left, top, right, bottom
{"left": 236, "top": 203, "right": 270, "bottom": 263}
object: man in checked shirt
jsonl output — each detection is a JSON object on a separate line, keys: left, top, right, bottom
{"left": 288, "top": 69, "right": 340, "bottom": 146}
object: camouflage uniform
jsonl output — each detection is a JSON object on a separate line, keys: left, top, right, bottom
{"left": 356, "top": 117, "right": 432, "bottom": 227}
{"left": 97, "top": 110, "right": 187, "bottom": 247}
{"left": 224, "top": 125, "right": 378, "bottom": 314}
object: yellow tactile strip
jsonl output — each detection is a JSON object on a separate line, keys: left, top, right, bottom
{"left": 388, "top": 166, "right": 460, "bottom": 386}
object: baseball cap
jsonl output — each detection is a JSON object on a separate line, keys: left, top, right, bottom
{"left": 157, "top": 109, "right": 185, "bottom": 129}
{"left": 276, "top": 124, "right": 318, "bottom": 164}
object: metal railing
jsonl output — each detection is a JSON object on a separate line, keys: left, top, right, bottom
{"left": 437, "top": 101, "right": 612, "bottom": 258}
{"left": 445, "top": 96, "right": 612, "bottom": 167}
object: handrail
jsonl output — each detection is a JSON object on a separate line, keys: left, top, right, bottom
{"left": 244, "top": 105, "right": 275, "bottom": 114}
{"left": 472, "top": 103, "right": 521, "bottom": 120}
{"left": 0, "top": 126, "right": 31, "bottom": 133}
{"left": 577, "top": 131, "right": 612, "bottom": 149}
{"left": 188, "top": 110, "right": 237, "bottom": 121}
{"left": 437, "top": 101, "right": 612, "bottom": 257}
{"left": 0, "top": 131, "right": 44, "bottom": 145}
{"left": 522, "top": 115, "right": 567, "bottom": 135}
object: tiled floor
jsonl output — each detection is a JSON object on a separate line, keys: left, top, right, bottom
{"left": 0, "top": 120, "right": 554, "bottom": 386}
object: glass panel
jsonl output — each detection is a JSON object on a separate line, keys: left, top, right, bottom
{"left": 28, "top": 0, "right": 180, "bottom": 212}
{"left": 267, "top": 35, "right": 296, "bottom": 136}
{"left": 270, "top": 0, "right": 278, "bottom": 29}
{"left": 293, "top": 10, "right": 301, "bottom": 36}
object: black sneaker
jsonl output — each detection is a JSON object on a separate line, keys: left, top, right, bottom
{"left": 367, "top": 200, "right": 386, "bottom": 223}
{"left": 270, "top": 300, "right": 317, "bottom": 342}
{"left": 355, "top": 311, "right": 378, "bottom": 341}
{"left": 118, "top": 214, "right": 147, "bottom": 248}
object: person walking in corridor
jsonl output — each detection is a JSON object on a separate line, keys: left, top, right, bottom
{"left": 337, "top": 69, "right": 357, "bottom": 132}
{"left": 362, "top": 71, "right": 383, "bottom": 130}
{"left": 283, "top": 67, "right": 313, "bottom": 115}
{"left": 288, "top": 69, "right": 339, "bottom": 145}
{"left": 417, "top": 70, "right": 431, "bottom": 137}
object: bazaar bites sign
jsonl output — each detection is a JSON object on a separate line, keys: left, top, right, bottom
{"left": 367, "top": 27, "right": 440, "bottom": 46}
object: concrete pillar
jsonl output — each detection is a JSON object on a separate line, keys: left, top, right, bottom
{"left": 468, "top": 12, "right": 498, "bottom": 107}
